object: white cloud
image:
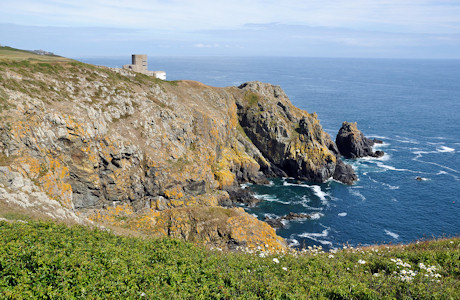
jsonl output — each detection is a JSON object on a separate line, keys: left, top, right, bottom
{"left": 2, "top": 0, "right": 460, "bottom": 34}
{"left": 1, "top": 1, "right": 459, "bottom": 58}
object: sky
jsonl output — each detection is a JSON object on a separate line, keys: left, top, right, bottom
{"left": 1, "top": 0, "right": 459, "bottom": 58}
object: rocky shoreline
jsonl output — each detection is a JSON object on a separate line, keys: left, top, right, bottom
{"left": 0, "top": 56, "right": 383, "bottom": 251}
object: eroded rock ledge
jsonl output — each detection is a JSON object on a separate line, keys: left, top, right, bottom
{"left": 0, "top": 59, "right": 359, "bottom": 251}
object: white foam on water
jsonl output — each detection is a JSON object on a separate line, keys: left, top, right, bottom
{"left": 264, "top": 181, "right": 275, "bottom": 186}
{"left": 299, "top": 227, "right": 329, "bottom": 239}
{"left": 415, "top": 176, "right": 429, "bottom": 181}
{"left": 372, "top": 141, "right": 390, "bottom": 150}
{"left": 350, "top": 189, "right": 366, "bottom": 201}
{"left": 384, "top": 229, "right": 399, "bottom": 239}
{"left": 375, "top": 162, "right": 413, "bottom": 172}
{"left": 264, "top": 213, "right": 279, "bottom": 219}
{"left": 310, "top": 213, "right": 324, "bottom": 220}
{"left": 367, "top": 135, "right": 389, "bottom": 140}
{"left": 414, "top": 158, "right": 460, "bottom": 174}
{"left": 338, "top": 212, "right": 347, "bottom": 217}
{"left": 240, "top": 183, "right": 252, "bottom": 189}
{"left": 358, "top": 152, "right": 391, "bottom": 162}
{"left": 437, "top": 171, "right": 448, "bottom": 175}
{"left": 254, "top": 194, "right": 290, "bottom": 204}
{"left": 381, "top": 182, "right": 400, "bottom": 190}
{"left": 281, "top": 219, "right": 290, "bottom": 226}
{"left": 283, "top": 182, "right": 329, "bottom": 202}
{"left": 310, "top": 185, "right": 327, "bottom": 201}
{"left": 251, "top": 213, "right": 258, "bottom": 218}
{"left": 437, "top": 146, "right": 455, "bottom": 153}
{"left": 288, "top": 239, "right": 300, "bottom": 247}
{"left": 299, "top": 228, "right": 333, "bottom": 246}
{"left": 394, "top": 136, "right": 420, "bottom": 144}
{"left": 296, "top": 200, "right": 324, "bottom": 210}
{"left": 318, "top": 240, "right": 333, "bottom": 245}
{"left": 283, "top": 181, "right": 311, "bottom": 188}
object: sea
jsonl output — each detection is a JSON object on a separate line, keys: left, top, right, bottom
{"left": 77, "top": 56, "right": 460, "bottom": 250}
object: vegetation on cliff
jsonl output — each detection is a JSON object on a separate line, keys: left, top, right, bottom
{"left": 1, "top": 221, "right": 458, "bottom": 299}
{"left": 0, "top": 46, "right": 358, "bottom": 250}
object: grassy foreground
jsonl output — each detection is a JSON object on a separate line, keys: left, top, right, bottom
{"left": 0, "top": 221, "right": 458, "bottom": 299}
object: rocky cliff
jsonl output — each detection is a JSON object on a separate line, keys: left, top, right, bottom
{"left": 0, "top": 53, "right": 355, "bottom": 251}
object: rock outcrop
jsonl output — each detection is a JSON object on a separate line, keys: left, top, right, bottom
{"left": 264, "top": 212, "right": 312, "bottom": 229}
{"left": 0, "top": 55, "right": 357, "bottom": 250}
{"left": 236, "top": 82, "right": 338, "bottom": 182}
{"left": 336, "top": 122, "right": 384, "bottom": 159}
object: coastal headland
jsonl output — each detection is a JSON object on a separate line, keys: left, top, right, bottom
{"left": 1, "top": 47, "right": 379, "bottom": 251}
{"left": 0, "top": 47, "right": 458, "bottom": 298}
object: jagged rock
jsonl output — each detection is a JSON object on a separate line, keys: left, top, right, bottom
{"left": 333, "top": 159, "right": 358, "bottom": 185}
{"left": 336, "top": 122, "right": 385, "bottom": 159}
{"left": 264, "top": 212, "right": 312, "bottom": 229}
{"left": 236, "top": 82, "right": 338, "bottom": 183}
{"left": 223, "top": 187, "right": 260, "bottom": 207}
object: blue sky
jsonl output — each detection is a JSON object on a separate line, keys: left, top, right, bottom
{"left": 1, "top": 0, "right": 459, "bottom": 58}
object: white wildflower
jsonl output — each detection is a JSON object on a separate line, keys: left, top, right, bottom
{"left": 273, "top": 258, "right": 280, "bottom": 264}
{"left": 282, "top": 267, "right": 288, "bottom": 271}
{"left": 419, "top": 263, "right": 426, "bottom": 270}
{"left": 328, "top": 254, "right": 334, "bottom": 258}
{"left": 358, "top": 259, "right": 366, "bottom": 265}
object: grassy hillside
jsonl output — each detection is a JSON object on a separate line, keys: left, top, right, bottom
{"left": 0, "top": 46, "right": 72, "bottom": 63}
{"left": 1, "top": 220, "right": 458, "bottom": 299}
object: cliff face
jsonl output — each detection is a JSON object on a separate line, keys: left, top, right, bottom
{"left": 0, "top": 57, "right": 353, "bottom": 250}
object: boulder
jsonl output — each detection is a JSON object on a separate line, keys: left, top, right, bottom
{"left": 333, "top": 159, "right": 358, "bottom": 185}
{"left": 264, "top": 212, "right": 312, "bottom": 229}
{"left": 336, "top": 122, "right": 384, "bottom": 159}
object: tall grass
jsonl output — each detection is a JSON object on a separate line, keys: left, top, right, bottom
{"left": 1, "top": 221, "right": 458, "bottom": 299}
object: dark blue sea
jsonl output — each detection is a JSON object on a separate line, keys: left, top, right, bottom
{"left": 78, "top": 56, "right": 460, "bottom": 249}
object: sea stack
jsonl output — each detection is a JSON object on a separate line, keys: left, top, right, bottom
{"left": 336, "top": 122, "right": 384, "bottom": 159}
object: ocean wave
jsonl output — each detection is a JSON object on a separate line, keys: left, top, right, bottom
{"left": 310, "top": 213, "right": 324, "bottom": 220}
{"left": 240, "top": 183, "right": 252, "bottom": 189}
{"left": 437, "top": 146, "right": 455, "bottom": 153}
{"left": 367, "top": 135, "right": 389, "bottom": 140}
{"left": 254, "top": 194, "right": 290, "bottom": 204}
{"left": 375, "top": 161, "right": 417, "bottom": 173}
{"left": 283, "top": 181, "right": 329, "bottom": 202}
{"left": 299, "top": 228, "right": 332, "bottom": 245}
{"left": 384, "top": 229, "right": 399, "bottom": 239}
{"left": 295, "top": 198, "right": 324, "bottom": 210}
{"left": 263, "top": 213, "right": 279, "bottom": 219}
{"left": 413, "top": 158, "right": 459, "bottom": 174}
{"left": 350, "top": 189, "right": 366, "bottom": 201}
{"left": 381, "top": 182, "right": 400, "bottom": 190}
{"left": 310, "top": 185, "right": 327, "bottom": 201}
{"left": 373, "top": 141, "right": 390, "bottom": 150}
{"left": 338, "top": 212, "right": 347, "bottom": 217}
{"left": 288, "top": 239, "right": 300, "bottom": 247}
{"left": 393, "top": 135, "right": 420, "bottom": 144}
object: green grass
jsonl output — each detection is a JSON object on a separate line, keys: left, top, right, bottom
{"left": 244, "top": 92, "right": 260, "bottom": 108}
{"left": 0, "top": 221, "right": 458, "bottom": 299}
{"left": 0, "top": 46, "right": 71, "bottom": 63}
